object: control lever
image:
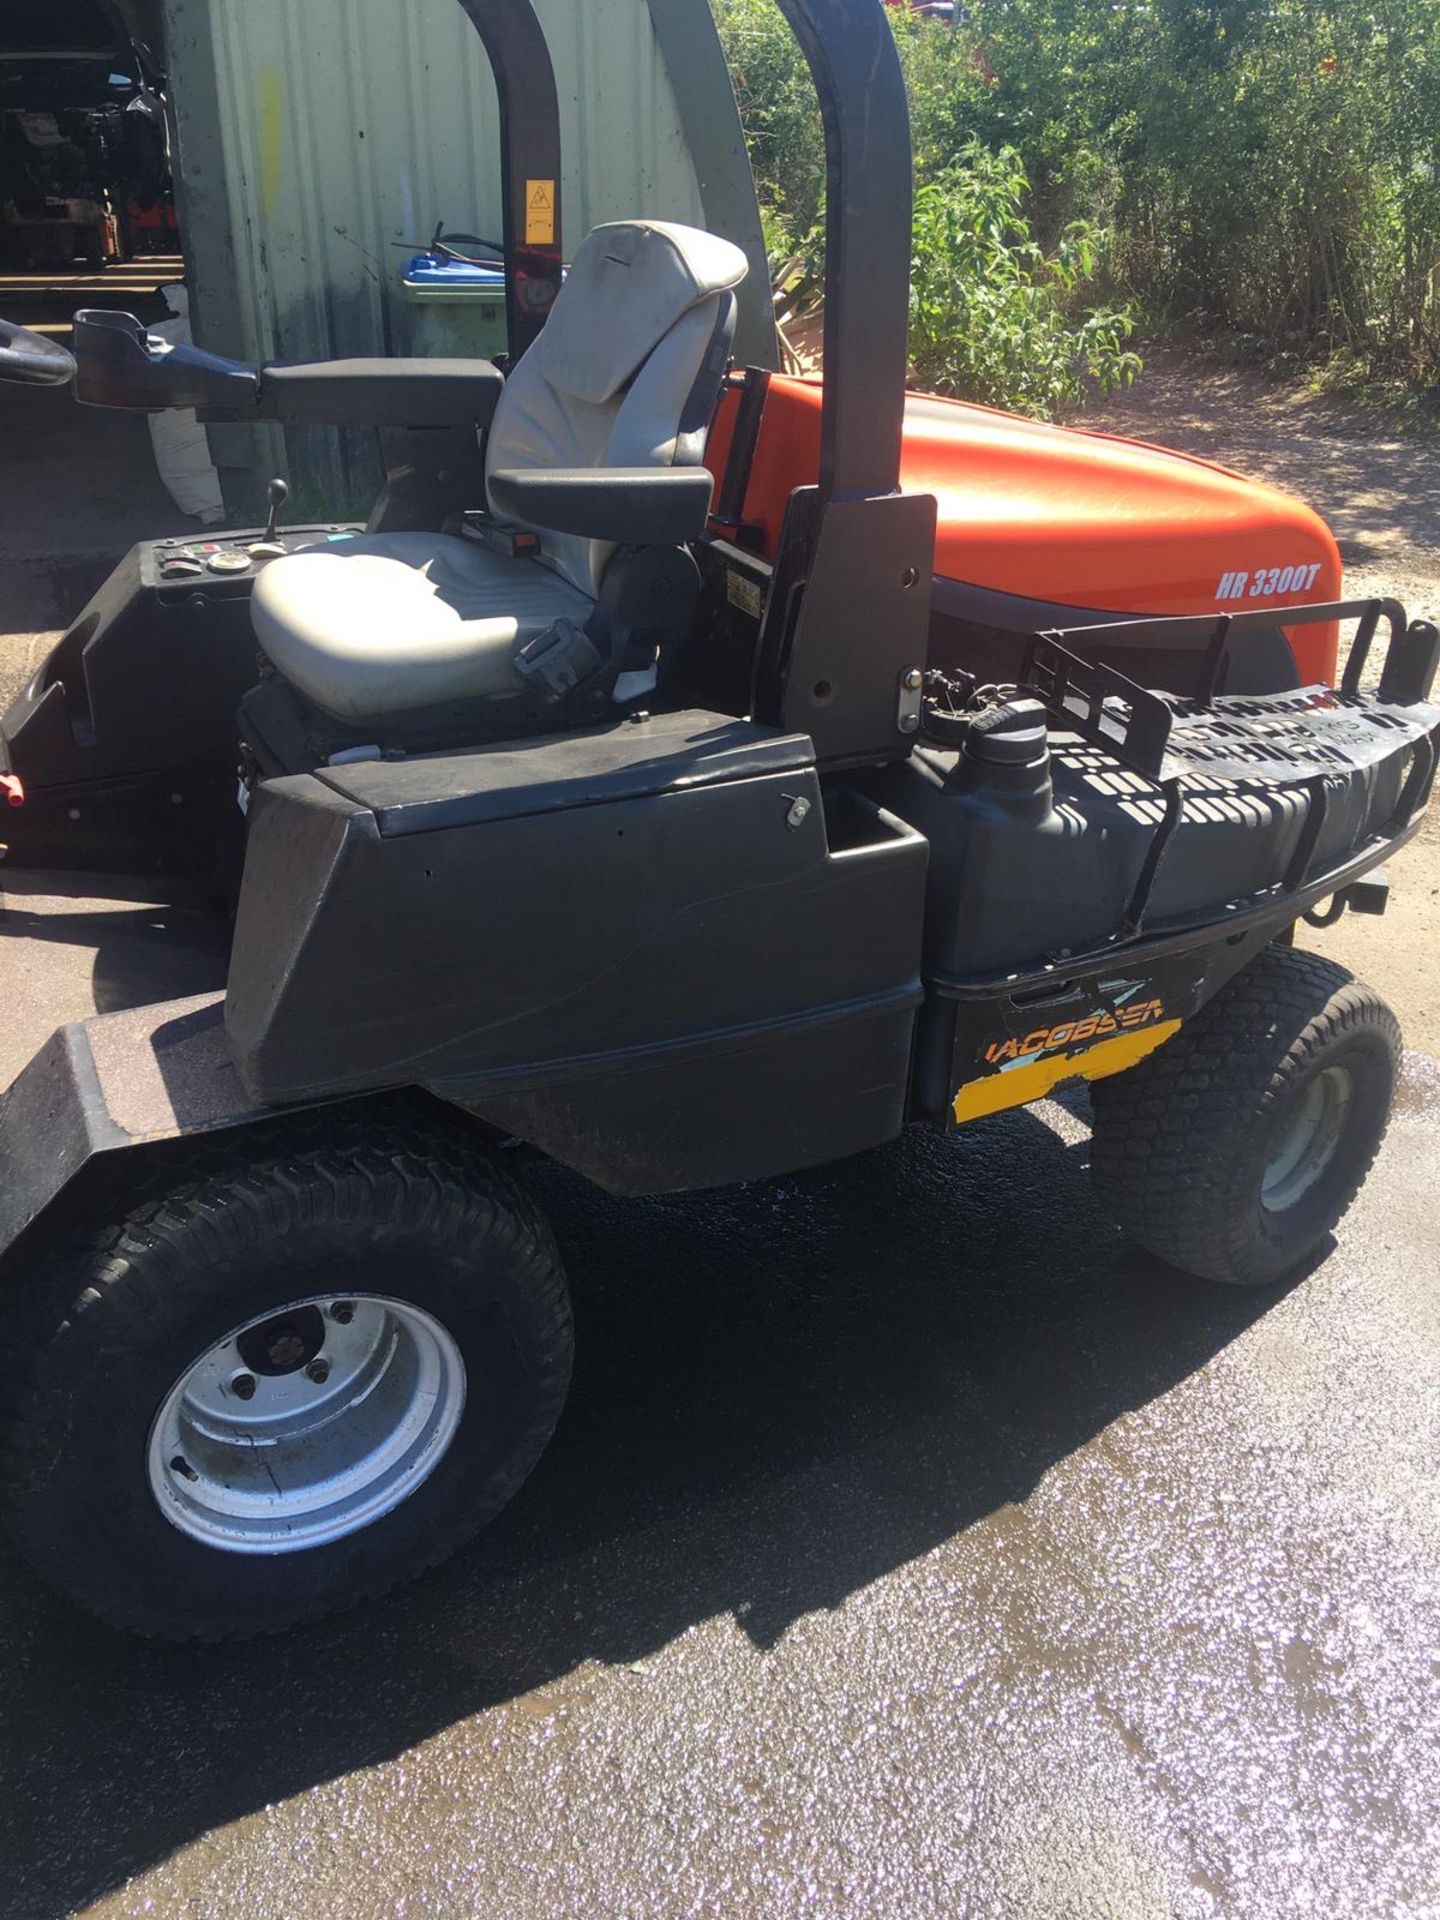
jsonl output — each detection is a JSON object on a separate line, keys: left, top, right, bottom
{"left": 249, "top": 477, "right": 290, "bottom": 562}
{"left": 265, "top": 477, "right": 289, "bottom": 540}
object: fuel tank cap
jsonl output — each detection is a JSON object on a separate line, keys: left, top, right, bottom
{"left": 963, "top": 697, "right": 1050, "bottom": 765}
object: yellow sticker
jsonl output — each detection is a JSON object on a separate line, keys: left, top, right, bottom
{"left": 525, "top": 179, "right": 555, "bottom": 247}
{"left": 952, "top": 1019, "right": 1183, "bottom": 1124}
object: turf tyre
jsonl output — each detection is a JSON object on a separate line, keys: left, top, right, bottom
{"left": 0, "top": 1120, "right": 572, "bottom": 1640}
{"left": 1089, "top": 945, "right": 1399, "bottom": 1286}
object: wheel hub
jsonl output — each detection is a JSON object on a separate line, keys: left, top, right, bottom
{"left": 1262, "top": 1065, "right": 1354, "bottom": 1213}
{"left": 147, "top": 1294, "right": 466, "bottom": 1554}
{"left": 236, "top": 1305, "right": 326, "bottom": 1376}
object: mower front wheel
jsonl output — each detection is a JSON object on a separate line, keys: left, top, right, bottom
{"left": 1, "top": 1121, "right": 573, "bottom": 1640}
{"left": 1089, "top": 945, "right": 1400, "bottom": 1286}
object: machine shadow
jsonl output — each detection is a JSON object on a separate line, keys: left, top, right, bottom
{"left": 1, "top": 1103, "right": 1287, "bottom": 1918}
{"left": 0, "top": 883, "right": 230, "bottom": 1015}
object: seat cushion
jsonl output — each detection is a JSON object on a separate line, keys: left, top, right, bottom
{"left": 250, "top": 531, "right": 594, "bottom": 722}
{"left": 533, "top": 220, "right": 749, "bottom": 407}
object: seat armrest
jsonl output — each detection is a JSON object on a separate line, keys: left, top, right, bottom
{"left": 254, "top": 358, "right": 505, "bottom": 428}
{"left": 487, "top": 467, "right": 714, "bottom": 544}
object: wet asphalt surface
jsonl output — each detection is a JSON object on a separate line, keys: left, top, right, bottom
{"left": 2, "top": 1061, "right": 1437, "bottom": 1920}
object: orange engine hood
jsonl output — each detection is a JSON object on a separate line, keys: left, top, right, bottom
{"left": 707, "top": 375, "right": 1342, "bottom": 683}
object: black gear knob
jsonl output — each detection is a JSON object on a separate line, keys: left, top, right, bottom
{"left": 264, "top": 476, "right": 289, "bottom": 543}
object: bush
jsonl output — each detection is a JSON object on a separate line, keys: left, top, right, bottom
{"left": 956, "top": 0, "right": 1440, "bottom": 385}
{"left": 711, "top": 0, "right": 823, "bottom": 261}
{"left": 713, "top": 0, "right": 1138, "bottom": 417}
{"left": 909, "top": 141, "right": 1140, "bottom": 416}
{"left": 712, "top": 0, "right": 1440, "bottom": 393}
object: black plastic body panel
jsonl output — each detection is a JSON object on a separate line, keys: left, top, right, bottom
{"left": 0, "top": 532, "right": 359, "bottom": 787}
{"left": 465, "top": 995, "right": 917, "bottom": 1193}
{"left": 226, "top": 711, "right": 929, "bottom": 1192}
{"left": 923, "top": 925, "right": 1276, "bottom": 1122}
{"left": 311, "top": 709, "right": 804, "bottom": 832}
{"left": 0, "top": 533, "right": 351, "bottom": 873}
{"left": 0, "top": 993, "right": 260, "bottom": 1259}
{"left": 0, "top": 546, "right": 254, "bottom": 872}
{"left": 1, "top": 544, "right": 255, "bottom": 789}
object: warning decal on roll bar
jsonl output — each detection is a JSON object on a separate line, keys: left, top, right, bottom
{"left": 525, "top": 180, "right": 555, "bottom": 246}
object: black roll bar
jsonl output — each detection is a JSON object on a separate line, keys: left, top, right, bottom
{"left": 454, "top": 0, "right": 564, "bottom": 357}
{"left": 455, "top": 0, "right": 909, "bottom": 503}
{"left": 447, "top": 0, "right": 923, "bottom": 760}
{"left": 773, "top": 0, "right": 912, "bottom": 502}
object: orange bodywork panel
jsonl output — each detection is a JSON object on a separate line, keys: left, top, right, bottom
{"left": 707, "top": 375, "right": 1342, "bottom": 685}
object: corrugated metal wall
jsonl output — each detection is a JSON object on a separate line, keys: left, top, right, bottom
{"left": 165, "top": 0, "right": 740, "bottom": 515}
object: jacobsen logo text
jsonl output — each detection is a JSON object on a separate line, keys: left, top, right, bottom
{"left": 982, "top": 998, "right": 1168, "bottom": 1066}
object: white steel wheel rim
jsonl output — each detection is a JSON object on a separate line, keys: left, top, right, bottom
{"left": 1262, "top": 1065, "right": 1354, "bottom": 1213}
{"left": 147, "top": 1294, "right": 466, "bottom": 1554}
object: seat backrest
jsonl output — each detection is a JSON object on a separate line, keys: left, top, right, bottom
{"left": 485, "top": 220, "right": 747, "bottom": 597}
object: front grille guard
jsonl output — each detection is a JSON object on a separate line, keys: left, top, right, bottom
{"left": 1017, "top": 599, "right": 1440, "bottom": 937}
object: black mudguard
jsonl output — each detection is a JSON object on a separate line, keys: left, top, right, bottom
{"left": 0, "top": 994, "right": 264, "bottom": 1257}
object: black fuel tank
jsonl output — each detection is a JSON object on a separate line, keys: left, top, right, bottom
{"left": 876, "top": 698, "right": 1409, "bottom": 980}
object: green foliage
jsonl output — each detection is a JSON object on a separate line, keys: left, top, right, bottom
{"left": 714, "top": 0, "right": 1139, "bottom": 416}
{"left": 947, "top": 0, "right": 1440, "bottom": 383}
{"left": 712, "top": 0, "right": 1440, "bottom": 394}
{"left": 711, "top": 0, "right": 823, "bottom": 259}
{"left": 910, "top": 141, "right": 1140, "bottom": 414}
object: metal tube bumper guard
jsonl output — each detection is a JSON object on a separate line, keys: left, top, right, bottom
{"left": 923, "top": 603, "right": 1440, "bottom": 1123}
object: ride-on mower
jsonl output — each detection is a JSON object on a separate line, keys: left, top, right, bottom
{"left": 0, "top": 0, "right": 1435, "bottom": 1641}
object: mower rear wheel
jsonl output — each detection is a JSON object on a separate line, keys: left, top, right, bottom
{"left": 1, "top": 1120, "right": 572, "bottom": 1640}
{"left": 1089, "top": 945, "right": 1400, "bottom": 1286}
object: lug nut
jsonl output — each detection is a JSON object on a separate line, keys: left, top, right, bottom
{"left": 329, "top": 1301, "right": 355, "bottom": 1324}
{"left": 231, "top": 1372, "right": 257, "bottom": 1401}
{"left": 306, "top": 1358, "right": 331, "bottom": 1385}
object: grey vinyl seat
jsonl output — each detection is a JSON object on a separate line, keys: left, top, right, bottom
{"left": 251, "top": 220, "right": 747, "bottom": 722}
